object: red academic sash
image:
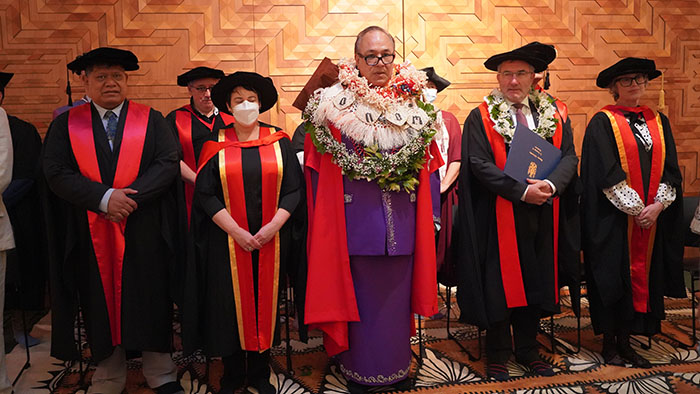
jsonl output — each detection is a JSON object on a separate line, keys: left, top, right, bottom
{"left": 600, "top": 105, "right": 665, "bottom": 313}
{"left": 68, "top": 101, "right": 149, "bottom": 346}
{"left": 304, "top": 122, "right": 442, "bottom": 356}
{"left": 175, "top": 106, "right": 235, "bottom": 224}
{"left": 201, "top": 126, "right": 287, "bottom": 351}
{"left": 478, "top": 101, "right": 563, "bottom": 308}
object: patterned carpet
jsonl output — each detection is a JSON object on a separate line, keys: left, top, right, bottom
{"left": 6, "top": 291, "right": 700, "bottom": 394}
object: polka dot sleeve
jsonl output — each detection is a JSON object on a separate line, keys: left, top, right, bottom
{"left": 691, "top": 201, "right": 700, "bottom": 235}
{"left": 654, "top": 182, "right": 676, "bottom": 210}
{"left": 602, "top": 180, "right": 644, "bottom": 216}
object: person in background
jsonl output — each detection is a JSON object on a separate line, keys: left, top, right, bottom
{"left": 0, "top": 70, "right": 17, "bottom": 394}
{"left": 420, "top": 67, "right": 461, "bottom": 289}
{"left": 165, "top": 66, "right": 234, "bottom": 224}
{"left": 53, "top": 54, "right": 92, "bottom": 119}
{"left": 0, "top": 71, "right": 46, "bottom": 349}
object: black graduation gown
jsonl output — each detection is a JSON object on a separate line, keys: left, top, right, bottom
{"left": 42, "top": 101, "right": 180, "bottom": 362}
{"left": 3, "top": 115, "right": 47, "bottom": 310}
{"left": 455, "top": 104, "right": 579, "bottom": 328}
{"left": 184, "top": 129, "right": 303, "bottom": 357}
{"left": 580, "top": 111, "right": 685, "bottom": 336}
{"left": 165, "top": 103, "right": 234, "bottom": 306}
{"left": 165, "top": 101, "right": 234, "bottom": 165}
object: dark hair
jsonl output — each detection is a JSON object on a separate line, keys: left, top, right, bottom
{"left": 354, "top": 26, "right": 395, "bottom": 55}
{"left": 0, "top": 87, "right": 4, "bottom": 105}
{"left": 84, "top": 63, "right": 126, "bottom": 75}
{"left": 227, "top": 84, "right": 260, "bottom": 105}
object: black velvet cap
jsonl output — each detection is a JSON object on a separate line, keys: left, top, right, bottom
{"left": 420, "top": 67, "right": 451, "bottom": 92}
{"left": 484, "top": 42, "right": 556, "bottom": 73}
{"left": 177, "top": 67, "right": 225, "bottom": 87}
{"left": 596, "top": 57, "right": 661, "bottom": 88}
{"left": 67, "top": 47, "right": 139, "bottom": 72}
{"left": 211, "top": 71, "right": 278, "bottom": 115}
{"left": 0, "top": 72, "right": 13, "bottom": 89}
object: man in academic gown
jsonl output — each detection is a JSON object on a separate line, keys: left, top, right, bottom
{"left": 42, "top": 47, "right": 183, "bottom": 394}
{"left": 0, "top": 72, "right": 46, "bottom": 347}
{"left": 455, "top": 42, "right": 578, "bottom": 381}
{"left": 165, "top": 66, "right": 233, "bottom": 199}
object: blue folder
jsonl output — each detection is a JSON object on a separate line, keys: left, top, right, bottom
{"left": 503, "top": 126, "right": 561, "bottom": 183}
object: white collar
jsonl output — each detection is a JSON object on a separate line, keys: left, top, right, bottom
{"left": 93, "top": 100, "right": 125, "bottom": 119}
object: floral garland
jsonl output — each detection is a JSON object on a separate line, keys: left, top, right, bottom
{"left": 303, "top": 61, "right": 439, "bottom": 192}
{"left": 337, "top": 58, "right": 426, "bottom": 112}
{"left": 485, "top": 87, "right": 559, "bottom": 143}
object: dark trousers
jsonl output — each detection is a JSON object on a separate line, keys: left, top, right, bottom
{"left": 221, "top": 350, "right": 270, "bottom": 389}
{"left": 486, "top": 305, "right": 541, "bottom": 364}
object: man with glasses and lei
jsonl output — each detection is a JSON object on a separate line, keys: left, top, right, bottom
{"left": 303, "top": 26, "right": 442, "bottom": 393}
{"left": 43, "top": 47, "right": 183, "bottom": 394}
{"left": 455, "top": 42, "right": 578, "bottom": 381}
{"left": 166, "top": 67, "right": 234, "bottom": 225}
{"left": 581, "top": 58, "right": 684, "bottom": 368}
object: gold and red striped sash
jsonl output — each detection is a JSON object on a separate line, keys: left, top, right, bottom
{"left": 600, "top": 105, "right": 665, "bottom": 313}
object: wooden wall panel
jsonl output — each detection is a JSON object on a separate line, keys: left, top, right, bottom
{"left": 1, "top": 0, "right": 698, "bottom": 193}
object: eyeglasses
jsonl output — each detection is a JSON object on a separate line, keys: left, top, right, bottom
{"left": 614, "top": 74, "right": 648, "bottom": 87}
{"left": 191, "top": 85, "right": 216, "bottom": 93}
{"left": 498, "top": 71, "right": 533, "bottom": 80}
{"left": 360, "top": 53, "right": 396, "bottom": 66}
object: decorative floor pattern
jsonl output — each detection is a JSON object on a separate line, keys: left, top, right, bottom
{"left": 6, "top": 294, "right": 700, "bottom": 393}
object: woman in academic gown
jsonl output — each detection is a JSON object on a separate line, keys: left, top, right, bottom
{"left": 581, "top": 58, "right": 685, "bottom": 368}
{"left": 184, "top": 72, "right": 303, "bottom": 394}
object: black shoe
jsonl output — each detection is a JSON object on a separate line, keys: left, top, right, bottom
{"left": 347, "top": 380, "right": 370, "bottom": 394}
{"left": 391, "top": 378, "right": 412, "bottom": 392}
{"left": 154, "top": 381, "right": 184, "bottom": 394}
{"left": 618, "top": 345, "right": 652, "bottom": 368}
{"left": 602, "top": 342, "right": 626, "bottom": 366}
{"left": 517, "top": 358, "right": 555, "bottom": 377}
{"left": 220, "top": 371, "right": 245, "bottom": 393}
{"left": 487, "top": 362, "right": 511, "bottom": 381}
{"left": 249, "top": 378, "right": 276, "bottom": 394}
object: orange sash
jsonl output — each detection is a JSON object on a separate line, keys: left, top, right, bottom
{"left": 478, "top": 101, "right": 563, "bottom": 308}
{"left": 204, "top": 126, "right": 286, "bottom": 351}
{"left": 68, "top": 101, "right": 149, "bottom": 346}
{"left": 175, "top": 106, "right": 235, "bottom": 224}
{"left": 600, "top": 105, "right": 665, "bottom": 313}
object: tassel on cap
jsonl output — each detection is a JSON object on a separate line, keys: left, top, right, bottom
{"left": 66, "top": 69, "right": 73, "bottom": 106}
{"left": 543, "top": 69, "right": 551, "bottom": 90}
{"left": 658, "top": 72, "right": 666, "bottom": 112}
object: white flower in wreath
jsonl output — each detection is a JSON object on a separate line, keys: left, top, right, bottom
{"left": 484, "top": 88, "right": 559, "bottom": 143}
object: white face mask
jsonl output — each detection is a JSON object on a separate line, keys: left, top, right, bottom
{"left": 423, "top": 88, "right": 438, "bottom": 103}
{"left": 232, "top": 100, "right": 259, "bottom": 126}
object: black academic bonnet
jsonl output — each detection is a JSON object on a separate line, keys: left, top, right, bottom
{"left": 596, "top": 57, "right": 661, "bottom": 88}
{"left": 211, "top": 71, "right": 278, "bottom": 115}
{"left": 67, "top": 47, "right": 139, "bottom": 73}
{"left": 420, "top": 67, "right": 451, "bottom": 92}
{"left": 0, "top": 72, "right": 13, "bottom": 89}
{"left": 177, "top": 66, "right": 225, "bottom": 87}
{"left": 484, "top": 41, "right": 556, "bottom": 73}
